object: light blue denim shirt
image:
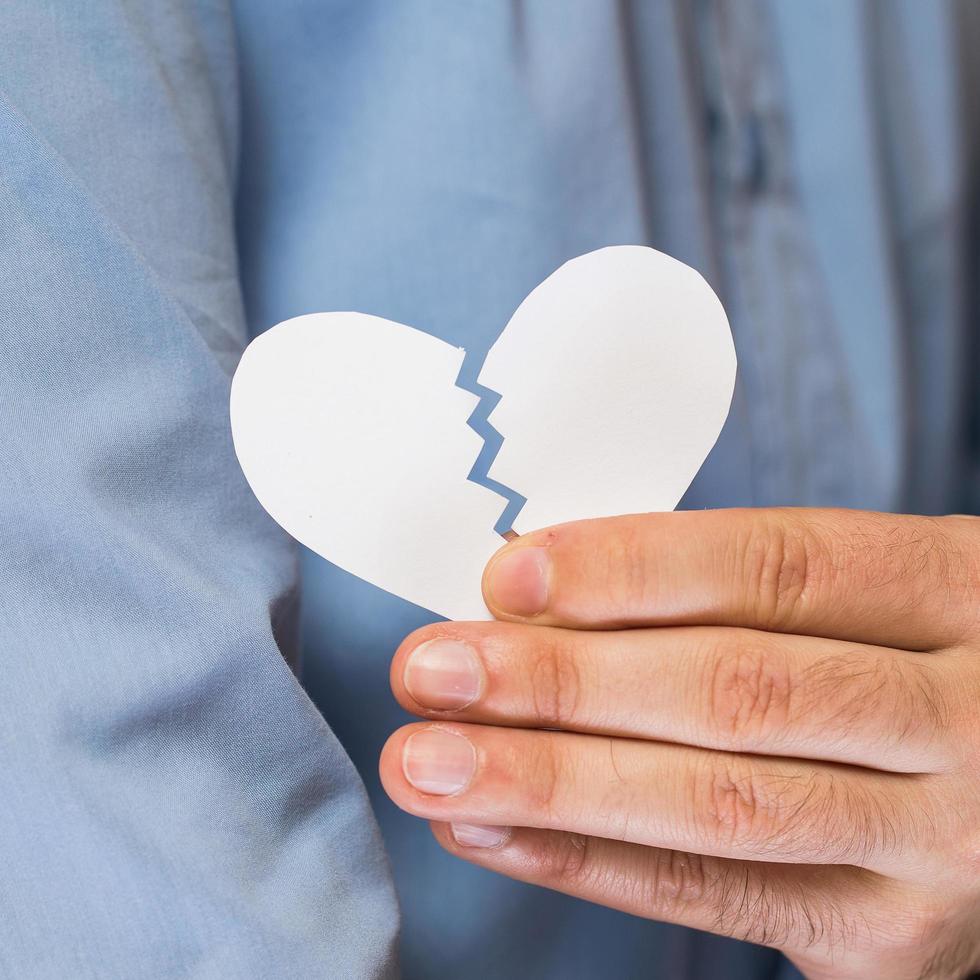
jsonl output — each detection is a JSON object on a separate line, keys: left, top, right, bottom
{"left": 0, "top": 2, "right": 975, "bottom": 978}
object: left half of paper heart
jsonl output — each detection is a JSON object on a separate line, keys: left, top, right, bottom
{"left": 230, "top": 313, "right": 505, "bottom": 621}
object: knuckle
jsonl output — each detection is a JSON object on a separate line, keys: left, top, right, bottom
{"left": 521, "top": 735, "right": 565, "bottom": 821}
{"left": 697, "top": 758, "right": 828, "bottom": 859}
{"left": 646, "top": 849, "right": 713, "bottom": 913}
{"left": 541, "top": 832, "right": 593, "bottom": 887}
{"left": 704, "top": 635, "right": 793, "bottom": 747}
{"left": 739, "top": 516, "right": 824, "bottom": 629}
{"left": 698, "top": 759, "right": 771, "bottom": 852}
{"left": 529, "top": 637, "right": 583, "bottom": 729}
{"left": 645, "top": 850, "right": 845, "bottom": 952}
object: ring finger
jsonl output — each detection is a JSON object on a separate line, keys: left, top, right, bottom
{"left": 379, "top": 721, "right": 930, "bottom": 874}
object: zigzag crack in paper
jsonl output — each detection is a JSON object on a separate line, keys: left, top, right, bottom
{"left": 454, "top": 348, "right": 528, "bottom": 537}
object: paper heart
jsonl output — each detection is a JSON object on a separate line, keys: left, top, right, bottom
{"left": 230, "top": 246, "right": 735, "bottom": 620}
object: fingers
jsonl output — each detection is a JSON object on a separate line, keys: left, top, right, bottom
{"left": 429, "top": 823, "right": 887, "bottom": 960}
{"left": 390, "top": 623, "right": 958, "bottom": 772}
{"left": 481, "top": 509, "right": 980, "bottom": 649}
{"left": 379, "top": 722, "right": 934, "bottom": 874}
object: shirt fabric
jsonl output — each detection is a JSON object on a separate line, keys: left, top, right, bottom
{"left": 0, "top": 2, "right": 975, "bottom": 978}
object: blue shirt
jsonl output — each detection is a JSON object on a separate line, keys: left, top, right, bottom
{"left": 0, "top": 1, "right": 975, "bottom": 977}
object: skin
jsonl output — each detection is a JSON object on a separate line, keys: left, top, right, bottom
{"left": 379, "top": 509, "right": 980, "bottom": 979}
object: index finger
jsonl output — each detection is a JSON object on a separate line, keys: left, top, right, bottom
{"left": 481, "top": 509, "right": 980, "bottom": 649}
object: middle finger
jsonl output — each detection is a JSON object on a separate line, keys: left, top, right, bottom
{"left": 390, "top": 623, "right": 955, "bottom": 773}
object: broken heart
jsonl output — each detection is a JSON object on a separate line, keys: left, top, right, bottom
{"left": 230, "top": 246, "right": 736, "bottom": 620}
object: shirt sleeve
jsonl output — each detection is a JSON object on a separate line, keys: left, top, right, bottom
{"left": 0, "top": 5, "right": 397, "bottom": 977}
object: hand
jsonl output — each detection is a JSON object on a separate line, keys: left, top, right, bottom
{"left": 380, "top": 509, "right": 980, "bottom": 978}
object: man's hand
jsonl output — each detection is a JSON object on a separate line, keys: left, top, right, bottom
{"left": 380, "top": 509, "right": 980, "bottom": 979}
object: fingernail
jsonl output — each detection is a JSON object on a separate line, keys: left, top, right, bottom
{"left": 403, "top": 729, "right": 476, "bottom": 796}
{"left": 451, "top": 823, "right": 511, "bottom": 849}
{"left": 486, "top": 546, "right": 551, "bottom": 617}
{"left": 404, "top": 639, "right": 482, "bottom": 710}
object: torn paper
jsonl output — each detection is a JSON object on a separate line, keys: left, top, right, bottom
{"left": 230, "top": 247, "right": 736, "bottom": 620}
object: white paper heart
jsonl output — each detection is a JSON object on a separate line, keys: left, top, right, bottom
{"left": 230, "top": 246, "right": 736, "bottom": 620}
